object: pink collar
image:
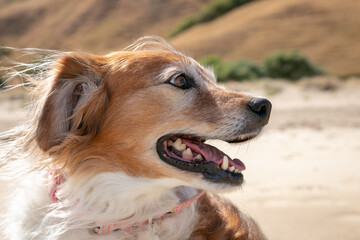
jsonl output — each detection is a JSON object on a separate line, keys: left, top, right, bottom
{"left": 48, "top": 170, "right": 65, "bottom": 202}
{"left": 48, "top": 170, "right": 204, "bottom": 235}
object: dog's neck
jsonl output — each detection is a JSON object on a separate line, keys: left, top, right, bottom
{"left": 49, "top": 171, "right": 201, "bottom": 235}
{"left": 93, "top": 187, "right": 204, "bottom": 235}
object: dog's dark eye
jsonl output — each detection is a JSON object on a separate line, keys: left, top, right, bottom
{"left": 169, "top": 74, "right": 190, "bottom": 89}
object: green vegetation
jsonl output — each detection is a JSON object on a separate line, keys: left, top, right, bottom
{"left": 199, "top": 50, "right": 325, "bottom": 82}
{"left": 0, "top": 46, "right": 9, "bottom": 88}
{"left": 198, "top": 55, "right": 232, "bottom": 82}
{"left": 169, "top": 0, "right": 252, "bottom": 38}
{"left": 199, "top": 56, "right": 263, "bottom": 82}
{"left": 229, "top": 60, "right": 264, "bottom": 81}
{"left": 0, "top": 47, "right": 11, "bottom": 57}
{"left": 262, "top": 50, "right": 324, "bottom": 81}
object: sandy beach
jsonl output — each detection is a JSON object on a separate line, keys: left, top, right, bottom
{"left": 0, "top": 78, "right": 359, "bottom": 239}
{"left": 224, "top": 78, "right": 360, "bottom": 239}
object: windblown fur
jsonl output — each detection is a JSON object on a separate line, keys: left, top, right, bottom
{"left": 0, "top": 36, "right": 267, "bottom": 240}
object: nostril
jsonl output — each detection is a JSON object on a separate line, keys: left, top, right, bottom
{"left": 258, "top": 105, "right": 267, "bottom": 116}
{"left": 247, "top": 98, "right": 272, "bottom": 123}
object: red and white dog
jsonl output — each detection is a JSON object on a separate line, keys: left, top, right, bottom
{"left": 0, "top": 36, "right": 271, "bottom": 239}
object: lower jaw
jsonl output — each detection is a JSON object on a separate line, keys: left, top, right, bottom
{"left": 156, "top": 142, "right": 243, "bottom": 186}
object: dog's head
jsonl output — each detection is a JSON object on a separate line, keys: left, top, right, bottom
{"left": 36, "top": 37, "right": 271, "bottom": 192}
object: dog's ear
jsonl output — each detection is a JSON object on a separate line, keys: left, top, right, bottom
{"left": 36, "top": 53, "right": 109, "bottom": 152}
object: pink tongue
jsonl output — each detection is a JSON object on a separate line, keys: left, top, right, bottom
{"left": 232, "top": 158, "right": 246, "bottom": 171}
{"left": 181, "top": 139, "right": 246, "bottom": 171}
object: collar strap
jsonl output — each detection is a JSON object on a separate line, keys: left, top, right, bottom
{"left": 48, "top": 170, "right": 64, "bottom": 203}
{"left": 93, "top": 190, "right": 204, "bottom": 235}
{"left": 48, "top": 170, "right": 204, "bottom": 235}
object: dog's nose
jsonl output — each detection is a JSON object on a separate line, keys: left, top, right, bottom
{"left": 247, "top": 97, "right": 272, "bottom": 125}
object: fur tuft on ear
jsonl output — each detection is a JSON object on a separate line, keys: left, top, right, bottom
{"left": 36, "top": 54, "right": 109, "bottom": 152}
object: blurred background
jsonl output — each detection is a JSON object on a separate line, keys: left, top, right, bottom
{"left": 0, "top": 0, "right": 359, "bottom": 239}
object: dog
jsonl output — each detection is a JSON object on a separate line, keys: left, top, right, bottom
{"left": 0, "top": 36, "right": 271, "bottom": 240}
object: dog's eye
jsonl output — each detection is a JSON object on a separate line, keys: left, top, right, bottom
{"left": 169, "top": 75, "right": 190, "bottom": 89}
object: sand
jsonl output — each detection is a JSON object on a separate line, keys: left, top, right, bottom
{"left": 0, "top": 78, "right": 359, "bottom": 239}
{"left": 222, "top": 78, "right": 360, "bottom": 239}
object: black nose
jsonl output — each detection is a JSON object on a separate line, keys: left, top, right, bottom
{"left": 247, "top": 97, "right": 272, "bottom": 125}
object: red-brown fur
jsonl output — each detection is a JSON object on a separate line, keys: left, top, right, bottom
{"left": 190, "top": 193, "right": 265, "bottom": 239}
{"left": 25, "top": 39, "right": 267, "bottom": 239}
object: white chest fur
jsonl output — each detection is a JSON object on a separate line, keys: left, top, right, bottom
{"left": 5, "top": 172, "right": 199, "bottom": 240}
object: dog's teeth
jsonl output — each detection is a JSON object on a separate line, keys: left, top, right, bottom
{"left": 221, "top": 156, "right": 229, "bottom": 170}
{"left": 173, "top": 138, "right": 186, "bottom": 151}
{"left": 167, "top": 140, "right": 174, "bottom": 147}
{"left": 179, "top": 144, "right": 187, "bottom": 151}
{"left": 229, "top": 166, "right": 235, "bottom": 172}
{"left": 234, "top": 169, "right": 239, "bottom": 173}
{"left": 182, "top": 148, "right": 193, "bottom": 158}
{"left": 195, "top": 154, "right": 203, "bottom": 160}
{"left": 174, "top": 138, "right": 181, "bottom": 146}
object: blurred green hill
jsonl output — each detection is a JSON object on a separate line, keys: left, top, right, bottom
{"left": 0, "top": 0, "right": 359, "bottom": 76}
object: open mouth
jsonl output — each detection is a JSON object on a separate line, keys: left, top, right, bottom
{"left": 156, "top": 134, "right": 257, "bottom": 185}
